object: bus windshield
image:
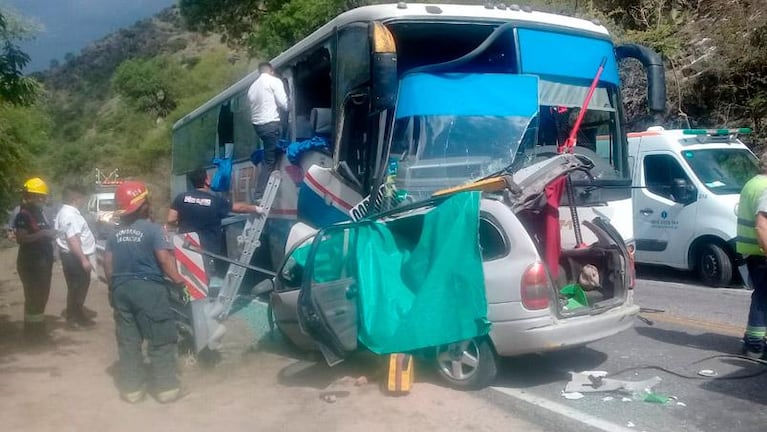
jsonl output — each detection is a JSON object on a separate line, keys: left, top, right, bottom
{"left": 390, "top": 73, "right": 539, "bottom": 201}
{"left": 682, "top": 148, "right": 759, "bottom": 195}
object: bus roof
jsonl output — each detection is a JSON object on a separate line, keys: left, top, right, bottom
{"left": 172, "top": 3, "right": 610, "bottom": 131}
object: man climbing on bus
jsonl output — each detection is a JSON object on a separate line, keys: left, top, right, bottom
{"left": 247, "top": 62, "right": 288, "bottom": 201}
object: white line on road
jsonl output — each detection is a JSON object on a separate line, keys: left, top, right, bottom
{"left": 490, "top": 387, "right": 639, "bottom": 432}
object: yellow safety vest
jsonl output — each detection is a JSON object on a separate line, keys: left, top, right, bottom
{"left": 736, "top": 174, "right": 767, "bottom": 256}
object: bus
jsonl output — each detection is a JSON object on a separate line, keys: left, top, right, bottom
{"left": 170, "top": 2, "right": 665, "bottom": 360}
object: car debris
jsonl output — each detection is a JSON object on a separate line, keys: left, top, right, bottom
{"left": 565, "top": 371, "right": 662, "bottom": 394}
{"left": 561, "top": 391, "right": 585, "bottom": 400}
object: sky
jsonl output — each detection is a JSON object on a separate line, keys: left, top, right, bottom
{"left": 3, "top": 0, "right": 176, "bottom": 72}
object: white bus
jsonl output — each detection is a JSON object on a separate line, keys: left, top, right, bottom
{"left": 170, "top": 2, "right": 666, "bottom": 360}
{"left": 172, "top": 2, "right": 665, "bottom": 260}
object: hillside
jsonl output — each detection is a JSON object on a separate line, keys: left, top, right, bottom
{"left": 30, "top": 6, "right": 252, "bottom": 209}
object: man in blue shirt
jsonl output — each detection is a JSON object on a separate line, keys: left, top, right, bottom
{"left": 166, "top": 168, "right": 262, "bottom": 275}
{"left": 105, "top": 181, "right": 187, "bottom": 404}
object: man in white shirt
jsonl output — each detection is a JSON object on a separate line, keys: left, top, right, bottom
{"left": 55, "top": 184, "right": 97, "bottom": 327}
{"left": 247, "top": 62, "right": 288, "bottom": 200}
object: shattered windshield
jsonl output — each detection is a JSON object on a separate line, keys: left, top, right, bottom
{"left": 389, "top": 72, "right": 539, "bottom": 202}
{"left": 514, "top": 82, "right": 627, "bottom": 183}
{"left": 682, "top": 148, "right": 759, "bottom": 195}
{"left": 392, "top": 115, "right": 535, "bottom": 201}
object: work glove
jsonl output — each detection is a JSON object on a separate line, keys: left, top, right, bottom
{"left": 168, "top": 281, "right": 192, "bottom": 305}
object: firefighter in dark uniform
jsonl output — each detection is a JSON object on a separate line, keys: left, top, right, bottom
{"left": 13, "top": 177, "right": 57, "bottom": 340}
{"left": 104, "top": 181, "right": 187, "bottom": 403}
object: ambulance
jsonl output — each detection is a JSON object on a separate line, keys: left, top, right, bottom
{"left": 626, "top": 127, "right": 758, "bottom": 286}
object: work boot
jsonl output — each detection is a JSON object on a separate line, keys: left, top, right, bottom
{"left": 82, "top": 306, "right": 98, "bottom": 319}
{"left": 155, "top": 387, "right": 183, "bottom": 404}
{"left": 62, "top": 307, "right": 98, "bottom": 320}
{"left": 742, "top": 344, "right": 764, "bottom": 360}
{"left": 23, "top": 322, "right": 49, "bottom": 344}
{"left": 120, "top": 389, "right": 146, "bottom": 404}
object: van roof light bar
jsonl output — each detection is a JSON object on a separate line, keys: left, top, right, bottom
{"left": 682, "top": 128, "right": 752, "bottom": 136}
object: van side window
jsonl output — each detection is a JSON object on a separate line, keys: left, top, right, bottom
{"left": 643, "top": 154, "right": 691, "bottom": 202}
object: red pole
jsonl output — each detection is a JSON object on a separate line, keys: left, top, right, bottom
{"left": 559, "top": 57, "right": 608, "bottom": 154}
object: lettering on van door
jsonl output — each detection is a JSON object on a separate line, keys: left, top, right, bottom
{"left": 650, "top": 210, "right": 679, "bottom": 229}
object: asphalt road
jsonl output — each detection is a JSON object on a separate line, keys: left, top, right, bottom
{"left": 478, "top": 266, "right": 767, "bottom": 432}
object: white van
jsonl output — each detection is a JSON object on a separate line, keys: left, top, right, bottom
{"left": 86, "top": 191, "right": 117, "bottom": 239}
{"left": 626, "top": 127, "right": 758, "bottom": 286}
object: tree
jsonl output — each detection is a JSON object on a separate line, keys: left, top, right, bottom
{"left": 179, "top": 0, "right": 268, "bottom": 47}
{"left": 112, "top": 57, "right": 186, "bottom": 117}
{"left": 0, "top": 12, "right": 38, "bottom": 105}
{"left": 0, "top": 9, "right": 42, "bottom": 212}
{"left": 179, "top": 0, "right": 371, "bottom": 56}
{"left": 49, "top": 58, "right": 59, "bottom": 69}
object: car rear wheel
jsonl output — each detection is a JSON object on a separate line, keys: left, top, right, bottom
{"left": 698, "top": 243, "right": 732, "bottom": 287}
{"left": 435, "top": 338, "right": 497, "bottom": 390}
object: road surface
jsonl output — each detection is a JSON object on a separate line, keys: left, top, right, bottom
{"left": 481, "top": 266, "right": 766, "bottom": 432}
{"left": 2, "top": 243, "right": 765, "bottom": 432}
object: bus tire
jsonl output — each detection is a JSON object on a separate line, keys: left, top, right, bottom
{"left": 698, "top": 243, "right": 732, "bottom": 287}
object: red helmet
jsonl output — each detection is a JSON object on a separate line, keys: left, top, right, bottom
{"left": 115, "top": 181, "right": 149, "bottom": 215}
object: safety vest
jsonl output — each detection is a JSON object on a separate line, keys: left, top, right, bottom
{"left": 736, "top": 174, "right": 767, "bottom": 256}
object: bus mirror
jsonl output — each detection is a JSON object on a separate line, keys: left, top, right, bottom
{"left": 371, "top": 22, "right": 395, "bottom": 54}
{"left": 615, "top": 43, "right": 666, "bottom": 114}
{"left": 370, "top": 22, "right": 397, "bottom": 111}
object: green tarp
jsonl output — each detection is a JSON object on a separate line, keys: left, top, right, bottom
{"left": 356, "top": 191, "right": 490, "bottom": 354}
{"left": 294, "top": 191, "right": 490, "bottom": 354}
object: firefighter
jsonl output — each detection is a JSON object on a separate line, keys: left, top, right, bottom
{"left": 104, "top": 181, "right": 186, "bottom": 403}
{"left": 13, "top": 177, "right": 56, "bottom": 340}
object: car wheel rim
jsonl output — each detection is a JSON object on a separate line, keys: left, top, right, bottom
{"left": 702, "top": 253, "right": 719, "bottom": 279}
{"left": 437, "top": 339, "right": 480, "bottom": 381}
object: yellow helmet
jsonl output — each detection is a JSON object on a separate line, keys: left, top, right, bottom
{"left": 23, "top": 177, "right": 49, "bottom": 195}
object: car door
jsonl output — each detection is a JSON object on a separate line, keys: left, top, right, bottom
{"left": 634, "top": 152, "right": 698, "bottom": 267}
{"left": 270, "top": 235, "right": 318, "bottom": 352}
{"left": 296, "top": 224, "right": 359, "bottom": 366}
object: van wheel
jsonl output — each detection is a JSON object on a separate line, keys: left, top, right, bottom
{"left": 435, "top": 338, "right": 497, "bottom": 390}
{"left": 698, "top": 243, "right": 732, "bottom": 287}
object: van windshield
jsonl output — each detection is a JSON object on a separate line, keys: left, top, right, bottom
{"left": 99, "top": 199, "right": 116, "bottom": 211}
{"left": 682, "top": 148, "right": 758, "bottom": 195}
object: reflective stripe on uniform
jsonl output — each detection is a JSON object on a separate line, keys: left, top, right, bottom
{"left": 24, "top": 313, "right": 45, "bottom": 323}
{"left": 736, "top": 236, "right": 760, "bottom": 245}
{"left": 737, "top": 218, "right": 755, "bottom": 227}
{"left": 745, "top": 325, "right": 767, "bottom": 338}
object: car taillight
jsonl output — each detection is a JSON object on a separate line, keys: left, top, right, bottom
{"left": 521, "top": 262, "right": 551, "bottom": 310}
{"left": 626, "top": 242, "right": 636, "bottom": 289}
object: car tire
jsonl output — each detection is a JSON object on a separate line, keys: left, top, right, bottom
{"left": 435, "top": 337, "right": 498, "bottom": 390}
{"left": 698, "top": 243, "right": 732, "bottom": 287}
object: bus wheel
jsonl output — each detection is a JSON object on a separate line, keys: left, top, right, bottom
{"left": 698, "top": 243, "right": 732, "bottom": 287}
